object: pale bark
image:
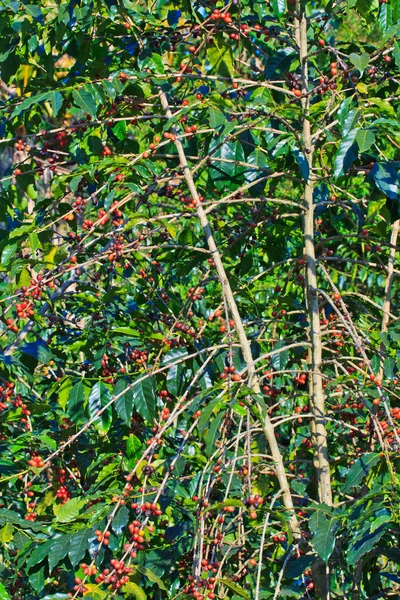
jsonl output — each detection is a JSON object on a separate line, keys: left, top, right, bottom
{"left": 159, "top": 90, "right": 300, "bottom": 537}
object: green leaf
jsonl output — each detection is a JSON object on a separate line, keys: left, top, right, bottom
{"left": 264, "top": 47, "right": 296, "bottom": 80}
{"left": 309, "top": 508, "right": 338, "bottom": 562}
{"left": 209, "top": 140, "right": 245, "bottom": 186}
{"left": 271, "top": 341, "right": 289, "bottom": 371}
{"left": 349, "top": 52, "right": 369, "bottom": 74}
{"left": 51, "top": 91, "right": 63, "bottom": 117}
{"left": 209, "top": 107, "right": 226, "bottom": 129}
{"left": 112, "top": 505, "right": 129, "bottom": 535}
{"left": 378, "top": 2, "right": 392, "bottom": 30}
{"left": 135, "top": 566, "right": 168, "bottom": 591}
{"left": 166, "top": 361, "right": 184, "bottom": 396}
{"left": 26, "top": 538, "right": 55, "bottom": 570}
{"left": 394, "top": 41, "right": 400, "bottom": 70}
{"left": 54, "top": 497, "right": 86, "bottom": 523}
{"left": 29, "top": 564, "right": 45, "bottom": 593}
{"left": 219, "top": 579, "right": 250, "bottom": 600}
{"left": 67, "top": 380, "right": 88, "bottom": 423}
{"left": 347, "top": 524, "right": 387, "bottom": 565}
{"left": 115, "top": 377, "right": 134, "bottom": 425}
{"left": 343, "top": 453, "right": 380, "bottom": 493}
{"left": 208, "top": 499, "right": 246, "bottom": 511}
{"left": 12, "top": 91, "right": 53, "bottom": 117}
{"left": 1, "top": 244, "right": 18, "bottom": 266}
{"left": 48, "top": 534, "right": 73, "bottom": 571}
{"left": 271, "top": 0, "right": 287, "bottom": 18}
{"left": 57, "top": 377, "right": 73, "bottom": 411}
{"left": 132, "top": 378, "right": 156, "bottom": 422}
{"left": 88, "top": 381, "right": 112, "bottom": 436}
{"left": 245, "top": 148, "right": 269, "bottom": 184}
{"left": 205, "top": 411, "right": 225, "bottom": 456}
{"left": 291, "top": 146, "right": 309, "bottom": 182}
{"left": 82, "top": 584, "right": 107, "bottom": 599}
{"left": 0, "top": 583, "right": 11, "bottom": 600}
{"left": 370, "top": 162, "right": 399, "bottom": 200}
{"left": 68, "top": 528, "right": 91, "bottom": 567}
{"left": 0, "top": 522, "right": 14, "bottom": 544}
{"left": 122, "top": 582, "right": 147, "bottom": 600}
{"left": 334, "top": 128, "right": 359, "bottom": 178}
{"left": 126, "top": 434, "right": 142, "bottom": 459}
{"left": 383, "top": 357, "right": 396, "bottom": 380}
{"left": 72, "top": 88, "right": 97, "bottom": 119}
{"left": 207, "top": 41, "right": 234, "bottom": 78}
{"left": 356, "top": 130, "right": 375, "bottom": 153}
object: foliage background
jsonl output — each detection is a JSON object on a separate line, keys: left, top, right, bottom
{"left": 0, "top": 0, "right": 399, "bottom": 599}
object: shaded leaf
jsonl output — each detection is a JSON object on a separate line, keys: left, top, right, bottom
{"left": 132, "top": 378, "right": 156, "bottom": 422}
{"left": 347, "top": 524, "right": 387, "bottom": 566}
{"left": 271, "top": 0, "right": 287, "bottom": 18}
{"left": 69, "top": 528, "right": 91, "bottom": 567}
{"left": 112, "top": 505, "right": 129, "bottom": 535}
{"left": 356, "top": 130, "right": 375, "bottom": 153}
{"left": 207, "top": 41, "right": 234, "bottom": 78}
{"left": 122, "top": 582, "right": 147, "bottom": 600}
{"left": 72, "top": 88, "right": 97, "bottom": 119}
{"left": 349, "top": 52, "right": 369, "bottom": 73}
{"left": 88, "top": 382, "right": 112, "bottom": 436}
{"left": 309, "top": 508, "right": 338, "bottom": 562}
{"left": 370, "top": 162, "right": 399, "bottom": 200}
{"left": 343, "top": 453, "right": 380, "bottom": 493}
{"left": 219, "top": 579, "right": 250, "bottom": 600}
{"left": 115, "top": 377, "right": 134, "bottom": 425}
{"left": 334, "top": 128, "right": 359, "bottom": 178}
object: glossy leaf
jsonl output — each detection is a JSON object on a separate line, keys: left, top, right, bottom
{"left": 309, "top": 508, "right": 338, "bottom": 562}
{"left": 88, "top": 382, "right": 112, "bottom": 436}
{"left": 115, "top": 377, "right": 134, "bottom": 425}
{"left": 132, "top": 378, "right": 156, "bottom": 422}
{"left": 343, "top": 454, "right": 380, "bottom": 493}
{"left": 334, "top": 128, "right": 359, "bottom": 178}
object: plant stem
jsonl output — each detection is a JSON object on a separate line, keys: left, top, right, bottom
{"left": 159, "top": 89, "right": 300, "bottom": 537}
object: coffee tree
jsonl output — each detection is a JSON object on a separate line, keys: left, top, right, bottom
{"left": 0, "top": 0, "right": 399, "bottom": 598}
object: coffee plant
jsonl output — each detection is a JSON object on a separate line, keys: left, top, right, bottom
{"left": 0, "top": 0, "right": 399, "bottom": 598}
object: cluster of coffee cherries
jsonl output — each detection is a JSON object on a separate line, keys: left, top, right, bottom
{"left": 317, "top": 74, "right": 337, "bottom": 95}
{"left": 130, "top": 501, "right": 163, "bottom": 517}
{"left": 219, "top": 365, "right": 241, "bottom": 382}
{"left": 28, "top": 453, "right": 45, "bottom": 468}
{"left": 188, "top": 286, "right": 205, "bottom": 301}
{"left": 101, "top": 144, "right": 113, "bottom": 157}
{"left": 106, "top": 236, "right": 126, "bottom": 263}
{"left": 80, "top": 563, "right": 97, "bottom": 577}
{"left": 175, "top": 320, "right": 198, "bottom": 338}
{"left": 0, "top": 382, "right": 16, "bottom": 413}
{"left": 15, "top": 300, "right": 35, "bottom": 320}
{"left": 244, "top": 494, "right": 264, "bottom": 519}
{"left": 109, "top": 200, "right": 124, "bottom": 227}
{"left": 95, "top": 560, "right": 133, "bottom": 589}
{"left": 56, "top": 485, "right": 71, "bottom": 503}
{"left": 294, "top": 372, "right": 308, "bottom": 386}
{"left": 97, "top": 208, "right": 110, "bottom": 226}
{"left": 287, "top": 72, "right": 303, "bottom": 97}
{"left": 100, "top": 354, "right": 118, "bottom": 385}
{"left": 94, "top": 529, "right": 111, "bottom": 546}
{"left": 5, "top": 317, "right": 18, "bottom": 334}
{"left": 183, "top": 571, "right": 219, "bottom": 599}
{"left": 159, "top": 390, "right": 172, "bottom": 420}
{"left": 129, "top": 347, "right": 149, "bottom": 364}
{"left": 210, "top": 8, "right": 232, "bottom": 22}
{"left": 12, "top": 395, "right": 31, "bottom": 427}
{"left": 180, "top": 193, "right": 203, "bottom": 209}
{"left": 14, "top": 137, "right": 27, "bottom": 153}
